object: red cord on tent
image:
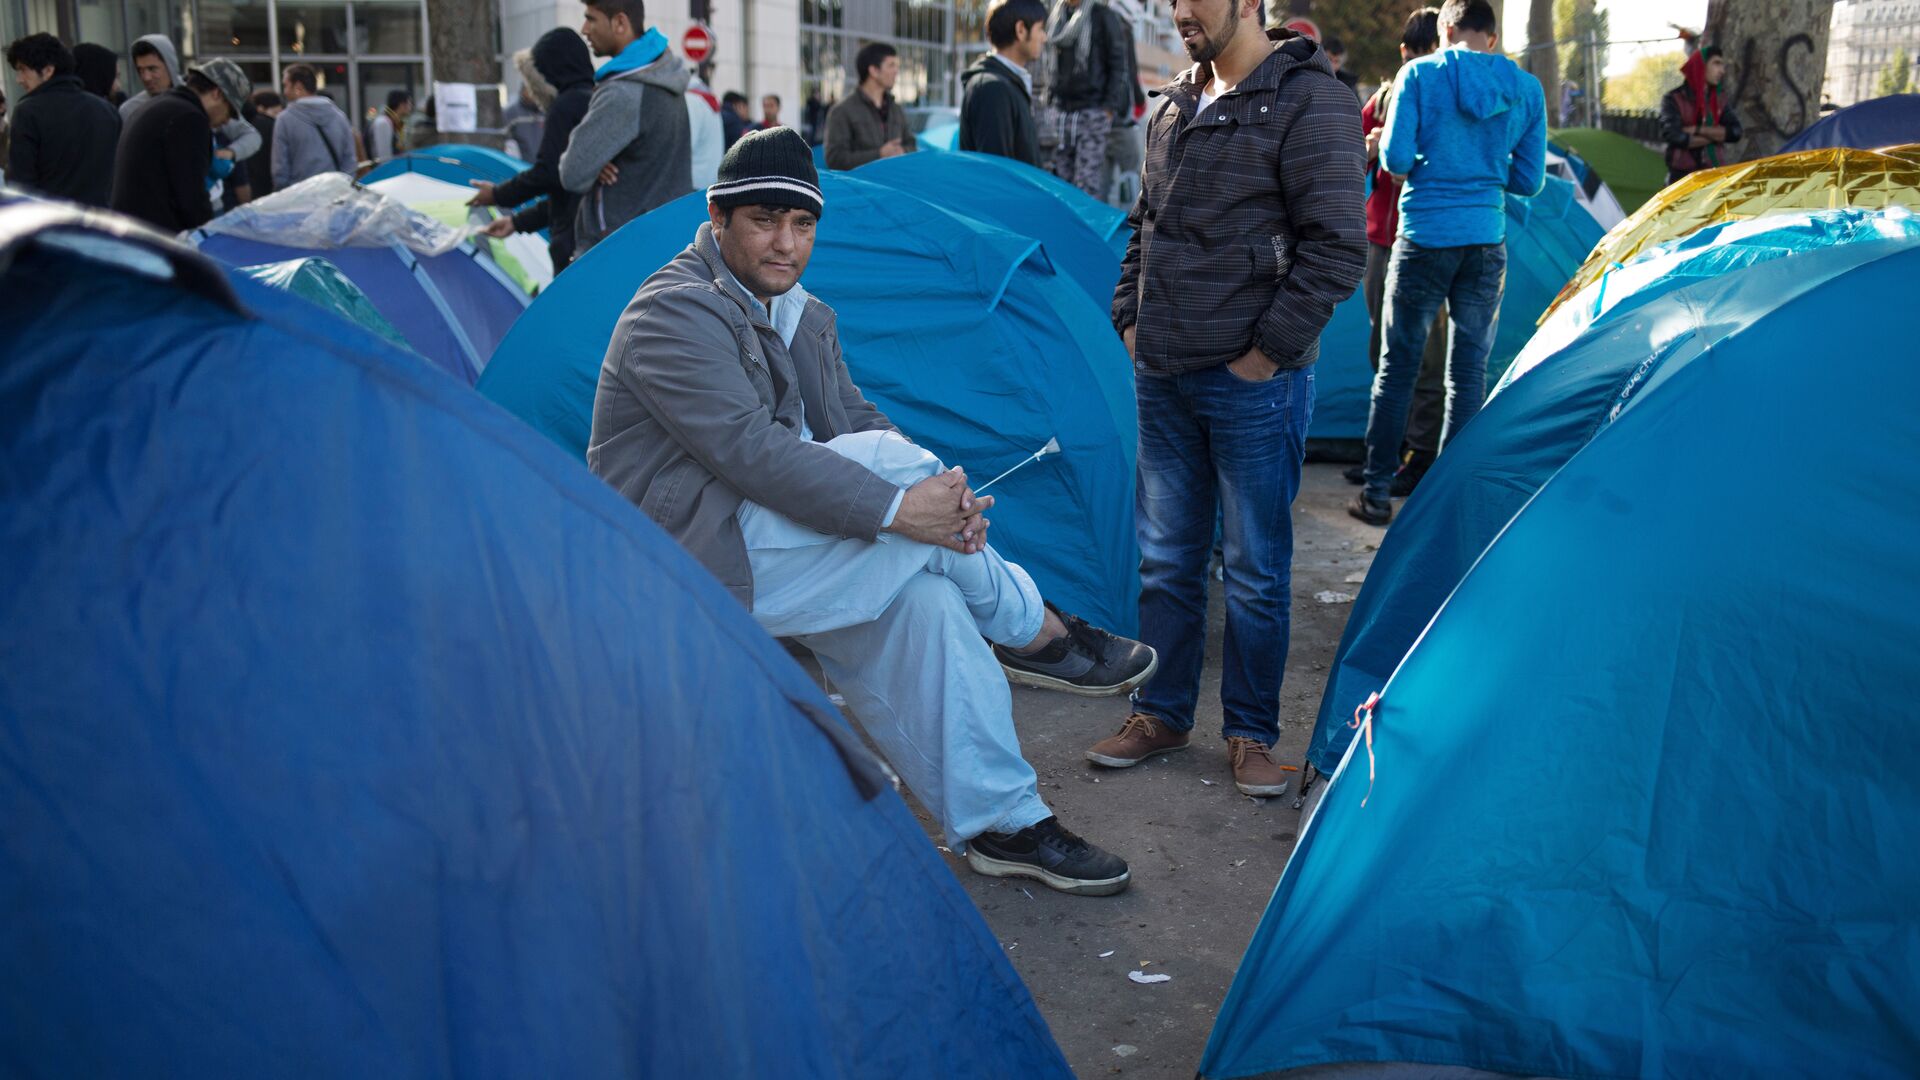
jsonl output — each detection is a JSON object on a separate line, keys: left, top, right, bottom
{"left": 1348, "top": 692, "right": 1379, "bottom": 807}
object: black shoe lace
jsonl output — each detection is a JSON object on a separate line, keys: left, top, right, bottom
{"left": 1058, "top": 610, "right": 1115, "bottom": 663}
{"left": 1032, "top": 817, "right": 1092, "bottom": 857}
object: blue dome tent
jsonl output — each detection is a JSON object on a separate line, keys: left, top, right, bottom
{"left": 362, "top": 143, "right": 533, "bottom": 186}
{"left": 1308, "top": 175, "right": 1604, "bottom": 443}
{"left": 188, "top": 175, "right": 528, "bottom": 385}
{"left": 479, "top": 171, "right": 1140, "bottom": 633}
{"left": 1305, "top": 207, "right": 1920, "bottom": 778}
{"left": 0, "top": 201, "right": 1071, "bottom": 1079}
{"left": 857, "top": 150, "right": 1129, "bottom": 305}
{"left": 1202, "top": 233, "right": 1920, "bottom": 1080}
{"left": 1781, "top": 94, "right": 1920, "bottom": 152}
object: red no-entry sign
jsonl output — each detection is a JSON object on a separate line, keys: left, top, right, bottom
{"left": 682, "top": 22, "right": 714, "bottom": 63}
{"left": 1282, "top": 17, "right": 1321, "bottom": 40}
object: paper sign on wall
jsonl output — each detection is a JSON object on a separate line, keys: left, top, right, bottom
{"left": 434, "top": 82, "right": 479, "bottom": 133}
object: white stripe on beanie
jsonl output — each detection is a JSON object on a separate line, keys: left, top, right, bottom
{"left": 705, "top": 176, "right": 825, "bottom": 205}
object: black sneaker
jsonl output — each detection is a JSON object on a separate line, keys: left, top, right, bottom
{"left": 965, "top": 817, "right": 1131, "bottom": 896}
{"left": 1342, "top": 463, "right": 1365, "bottom": 485}
{"left": 1347, "top": 492, "right": 1392, "bottom": 526}
{"left": 1390, "top": 452, "right": 1434, "bottom": 498}
{"left": 993, "top": 605, "right": 1158, "bottom": 697}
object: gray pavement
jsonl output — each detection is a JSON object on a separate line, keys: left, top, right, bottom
{"left": 900, "top": 461, "right": 1381, "bottom": 1077}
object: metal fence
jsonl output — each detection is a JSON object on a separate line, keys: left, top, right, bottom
{"left": 1598, "top": 109, "right": 1665, "bottom": 146}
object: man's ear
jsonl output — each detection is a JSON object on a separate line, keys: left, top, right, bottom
{"left": 708, "top": 200, "right": 727, "bottom": 231}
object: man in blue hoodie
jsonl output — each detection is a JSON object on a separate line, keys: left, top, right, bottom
{"left": 1349, "top": 0, "right": 1544, "bottom": 526}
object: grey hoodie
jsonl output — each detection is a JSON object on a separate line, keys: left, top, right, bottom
{"left": 273, "top": 94, "right": 358, "bottom": 187}
{"left": 558, "top": 48, "right": 692, "bottom": 254}
{"left": 119, "top": 34, "right": 261, "bottom": 160}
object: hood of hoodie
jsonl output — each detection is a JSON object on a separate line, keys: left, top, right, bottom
{"left": 534, "top": 28, "right": 595, "bottom": 93}
{"left": 1679, "top": 49, "right": 1722, "bottom": 120}
{"left": 594, "top": 29, "right": 685, "bottom": 92}
{"left": 963, "top": 53, "right": 1030, "bottom": 93}
{"left": 72, "top": 43, "right": 120, "bottom": 99}
{"left": 1437, "top": 44, "right": 1530, "bottom": 120}
{"left": 134, "top": 33, "right": 182, "bottom": 86}
{"left": 283, "top": 94, "right": 346, "bottom": 131}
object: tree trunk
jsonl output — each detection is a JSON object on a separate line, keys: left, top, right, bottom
{"left": 1704, "top": 0, "right": 1836, "bottom": 160}
{"left": 1526, "top": 0, "right": 1559, "bottom": 122}
{"left": 425, "top": 0, "right": 505, "bottom": 149}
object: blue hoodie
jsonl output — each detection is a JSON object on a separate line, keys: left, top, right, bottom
{"left": 1380, "top": 44, "right": 1547, "bottom": 248}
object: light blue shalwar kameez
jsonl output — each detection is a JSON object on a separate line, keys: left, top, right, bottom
{"left": 728, "top": 273, "right": 1054, "bottom": 846}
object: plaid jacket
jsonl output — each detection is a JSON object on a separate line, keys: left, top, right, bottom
{"left": 1114, "top": 34, "right": 1367, "bottom": 374}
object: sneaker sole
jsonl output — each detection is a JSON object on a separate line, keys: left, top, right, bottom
{"left": 1235, "top": 779, "right": 1291, "bottom": 797}
{"left": 964, "top": 849, "right": 1132, "bottom": 897}
{"left": 1085, "top": 742, "right": 1189, "bottom": 768}
{"left": 1000, "top": 651, "right": 1159, "bottom": 698}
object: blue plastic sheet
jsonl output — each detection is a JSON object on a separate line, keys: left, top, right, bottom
{"left": 1204, "top": 239, "right": 1920, "bottom": 1080}
{"left": 0, "top": 220, "right": 1072, "bottom": 1079}
{"left": 479, "top": 170, "right": 1141, "bottom": 633}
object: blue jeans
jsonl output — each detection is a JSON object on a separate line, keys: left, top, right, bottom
{"left": 1362, "top": 239, "right": 1507, "bottom": 501}
{"left": 1133, "top": 363, "right": 1312, "bottom": 743}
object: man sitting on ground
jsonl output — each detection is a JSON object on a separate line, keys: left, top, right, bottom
{"left": 590, "top": 127, "right": 1154, "bottom": 896}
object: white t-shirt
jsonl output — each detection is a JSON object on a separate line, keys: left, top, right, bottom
{"left": 1197, "top": 80, "right": 1234, "bottom": 116}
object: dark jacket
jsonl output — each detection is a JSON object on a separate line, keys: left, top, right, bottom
{"left": 109, "top": 86, "right": 212, "bottom": 232}
{"left": 1045, "top": 0, "right": 1134, "bottom": 114}
{"left": 494, "top": 27, "right": 595, "bottom": 269}
{"left": 588, "top": 223, "right": 900, "bottom": 609}
{"left": 960, "top": 54, "right": 1039, "bottom": 165}
{"left": 721, "top": 107, "right": 754, "bottom": 149}
{"left": 822, "top": 91, "right": 916, "bottom": 170}
{"left": 7, "top": 74, "right": 121, "bottom": 207}
{"left": 244, "top": 107, "right": 277, "bottom": 198}
{"left": 556, "top": 34, "right": 692, "bottom": 255}
{"left": 1115, "top": 34, "right": 1367, "bottom": 374}
{"left": 1660, "top": 52, "right": 1741, "bottom": 179}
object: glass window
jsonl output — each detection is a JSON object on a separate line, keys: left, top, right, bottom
{"left": 197, "top": 0, "right": 272, "bottom": 53}
{"left": 353, "top": 1, "right": 422, "bottom": 54}
{"left": 358, "top": 59, "right": 422, "bottom": 129}
{"left": 278, "top": 2, "right": 352, "bottom": 56}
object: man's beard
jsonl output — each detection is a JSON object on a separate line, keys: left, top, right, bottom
{"left": 1182, "top": 6, "right": 1238, "bottom": 63}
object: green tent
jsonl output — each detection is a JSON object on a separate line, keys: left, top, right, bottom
{"left": 240, "top": 258, "right": 410, "bottom": 348}
{"left": 1550, "top": 126, "right": 1667, "bottom": 213}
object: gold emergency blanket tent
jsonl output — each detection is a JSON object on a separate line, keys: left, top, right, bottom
{"left": 1546, "top": 144, "right": 1920, "bottom": 317}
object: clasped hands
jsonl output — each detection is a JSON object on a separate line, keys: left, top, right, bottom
{"left": 884, "top": 468, "right": 993, "bottom": 555}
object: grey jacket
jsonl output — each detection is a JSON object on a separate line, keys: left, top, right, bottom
{"left": 588, "top": 224, "right": 900, "bottom": 608}
{"left": 120, "top": 33, "right": 262, "bottom": 159}
{"left": 273, "top": 95, "right": 357, "bottom": 187}
{"left": 559, "top": 51, "right": 693, "bottom": 254}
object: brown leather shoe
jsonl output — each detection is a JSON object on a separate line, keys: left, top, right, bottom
{"left": 1227, "top": 736, "right": 1291, "bottom": 796}
{"left": 1086, "top": 712, "right": 1190, "bottom": 768}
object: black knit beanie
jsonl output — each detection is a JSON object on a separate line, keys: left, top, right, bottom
{"left": 707, "top": 127, "right": 824, "bottom": 219}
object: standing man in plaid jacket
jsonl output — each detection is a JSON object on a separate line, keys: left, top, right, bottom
{"left": 1087, "top": 7, "right": 1366, "bottom": 795}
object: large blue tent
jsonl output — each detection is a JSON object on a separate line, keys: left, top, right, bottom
{"left": 1306, "top": 206, "right": 1920, "bottom": 777}
{"left": 0, "top": 200, "right": 1070, "bottom": 1078}
{"left": 856, "top": 150, "right": 1128, "bottom": 305}
{"left": 1203, "top": 225, "right": 1920, "bottom": 1080}
{"left": 479, "top": 170, "right": 1140, "bottom": 633}
{"left": 1781, "top": 94, "right": 1920, "bottom": 152}
{"left": 1308, "top": 175, "right": 1604, "bottom": 443}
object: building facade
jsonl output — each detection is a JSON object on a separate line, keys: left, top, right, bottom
{"left": 1826, "top": 0, "right": 1920, "bottom": 106}
{"left": 3, "top": 0, "right": 432, "bottom": 127}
